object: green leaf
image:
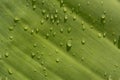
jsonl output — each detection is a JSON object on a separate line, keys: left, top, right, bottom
{"left": 0, "top": 0, "right": 120, "bottom": 80}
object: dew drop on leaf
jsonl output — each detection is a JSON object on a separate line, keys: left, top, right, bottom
{"left": 8, "top": 27, "right": 14, "bottom": 31}
{"left": 66, "top": 40, "right": 72, "bottom": 51}
{"left": 8, "top": 69, "right": 13, "bottom": 75}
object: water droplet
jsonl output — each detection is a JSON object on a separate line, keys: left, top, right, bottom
{"left": 64, "top": 15, "right": 68, "bottom": 22}
{"left": 33, "top": 43, "right": 37, "bottom": 48}
{"left": 37, "top": 56, "right": 41, "bottom": 60}
{"left": 73, "top": 16, "right": 76, "bottom": 21}
{"left": 33, "top": 5, "right": 36, "bottom": 10}
{"left": 14, "top": 17, "right": 19, "bottom": 23}
{"left": 98, "top": 33, "right": 102, "bottom": 38}
{"left": 60, "top": 42, "right": 63, "bottom": 46}
{"left": 43, "top": 67, "right": 46, "bottom": 71}
{"left": 90, "top": 26, "right": 93, "bottom": 29}
{"left": 87, "top": 1, "right": 90, "bottom": 5}
{"left": 81, "top": 39, "right": 85, "bottom": 45}
{"left": 108, "top": 75, "right": 112, "bottom": 80}
{"left": 63, "top": 7, "right": 67, "bottom": 13}
{"left": 42, "top": 9, "right": 46, "bottom": 15}
{"left": 46, "top": 33, "right": 49, "bottom": 38}
{"left": 103, "top": 32, "right": 106, "bottom": 37}
{"left": 34, "top": 68, "right": 37, "bottom": 72}
{"left": 82, "top": 26, "right": 86, "bottom": 31}
{"left": 56, "top": 58, "right": 60, "bottom": 63}
{"left": 66, "top": 40, "right": 72, "bottom": 51}
{"left": 50, "top": 27, "right": 53, "bottom": 32}
{"left": 9, "top": 36, "right": 13, "bottom": 40}
{"left": 24, "top": 26, "right": 28, "bottom": 31}
{"left": 5, "top": 52, "right": 9, "bottom": 58}
{"left": 31, "top": 30, "right": 34, "bottom": 35}
{"left": 46, "top": 14, "right": 49, "bottom": 20}
{"left": 56, "top": 20, "right": 60, "bottom": 25}
{"left": 113, "top": 39, "right": 117, "bottom": 44}
{"left": 67, "top": 27, "right": 71, "bottom": 33}
{"left": 81, "top": 56, "right": 84, "bottom": 61}
{"left": 8, "top": 69, "right": 13, "bottom": 75}
{"left": 104, "top": 72, "right": 107, "bottom": 77}
{"left": 31, "top": 52, "right": 36, "bottom": 58}
{"left": 36, "top": 28, "right": 39, "bottom": 33}
{"left": 8, "top": 27, "right": 14, "bottom": 31}
{"left": 54, "top": 14, "right": 58, "bottom": 19}
{"left": 55, "top": 10, "right": 58, "bottom": 14}
{"left": 60, "top": 28, "right": 64, "bottom": 33}
{"left": 101, "top": 14, "right": 106, "bottom": 20}
{"left": 50, "top": 15, "right": 54, "bottom": 20}
{"left": 81, "top": 21, "right": 84, "bottom": 25}
{"left": 101, "top": 1, "right": 104, "bottom": 5}
{"left": 53, "top": 32, "right": 56, "bottom": 37}
{"left": 41, "top": 20, "right": 44, "bottom": 25}
{"left": 44, "top": 72, "right": 47, "bottom": 77}
{"left": 42, "top": 0, "right": 45, "bottom": 5}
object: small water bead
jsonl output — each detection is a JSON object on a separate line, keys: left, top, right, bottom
{"left": 44, "top": 72, "right": 47, "bottom": 77}
{"left": 8, "top": 27, "right": 14, "bottom": 31}
{"left": 46, "top": 14, "right": 49, "bottom": 20}
{"left": 53, "top": 32, "right": 56, "bottom": 37}
{"left": 31, "top": 52, "right": 36, "bottom": 58}
{"left": 54, "top": 14, "right": 58, "bottom": 19}
{"left": 103, "top": 32, "right": 106, "bottom": 37}
{"left": 104, "top": 72, "right": 107, "bottom": 77}
{"left": 98, "top": 33, "right": 102, "bottom": 38}
{"left": 101, "top": 1, "right": 104, "bottom": 5}
{"left": 33, "top": 43, "right": 37, "bottom": 48}
{"left": 73, "top": 16, "right": 76, "bottom": 21}
{"left": 14, "top": 17, "right": 19, "bottom": 23}
{"left": 42, "top": 0, "right": 45, "bottom": 5}
{"left": 113, "top": 39, "right": 117, "bottom": 44}
{"left": 36, "top": 28, "right": 39, "bottom": 33}
{"left": 46, "top": 33, "right": 50, "bottom": 38}
{"left": 56, "top": 20, "right": 60, "bottom": 25}
{"left": 56, "top": 58, "right": 60, "bottom": 63}
{"left": 87, "top": 1, "right": 90, "bottom": 5}
{"left": 42, "top": 9, "right": 46, "bottom": 15}
{"left": 8, "top": 69, "right": 13, "bottom": 75}
{"left": 9, "top": 36, "right": 13, "bottom": 40}
{"left": 50, "top": 15, "right": 54, "bottom": 20}
{"left": 60, "top": 28, "right": 64, "bottom": 33}
{"left": 33, "top": 5, "right": 36, "bottom": 10}
{"left": 41, "top": 20, "right": 44, "bottom": 25}
{"left": 31, "top": 30, "right": 34, "bottom": 35}
{"left": 63, "top": 7, "right": 67, "bottom": 13}
{"left": 108, "top": 75, "right": 112, "bottom": 80}
{"left": 37, "top": 56, "right": 41, "bottom": 60}
{"left": 81, "top": 56, "right": 84, "bottom": 61}
{"left": 43, "top": 67, "right": 46, "bottom": 71}
{"left": 55, "top": 10, "right": 58, "bottom": 14}
{"left": 82, "top": 26, "right": 86, "bottom": 31}
{"left": 60, "top": 42, "right": 63, "bottom": 46}
{"left": 66, "top": 40, "right": 72, "bottom": 51}
{"left": 24, "top": 26, "right": 28, "bottom": 31}
{"left": 101, "top": 14, "right": 106, "bottom": 20}
{"left": 5, "top": 53, "right": 9, "bottom": 58}
{"left": 81, "top": 39, "right": 85, "bottom": 45}
{"left": 64, "top": 15, "right": 68, "bottom": 22}
{"left": 81, "top": 21, "right": 84, "bottom": 25}
{"left": 67, "top": 27, "right": 71, "bottom": 33}
{"left": 49, "top": 27, "right": 53, "bottom": 32}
